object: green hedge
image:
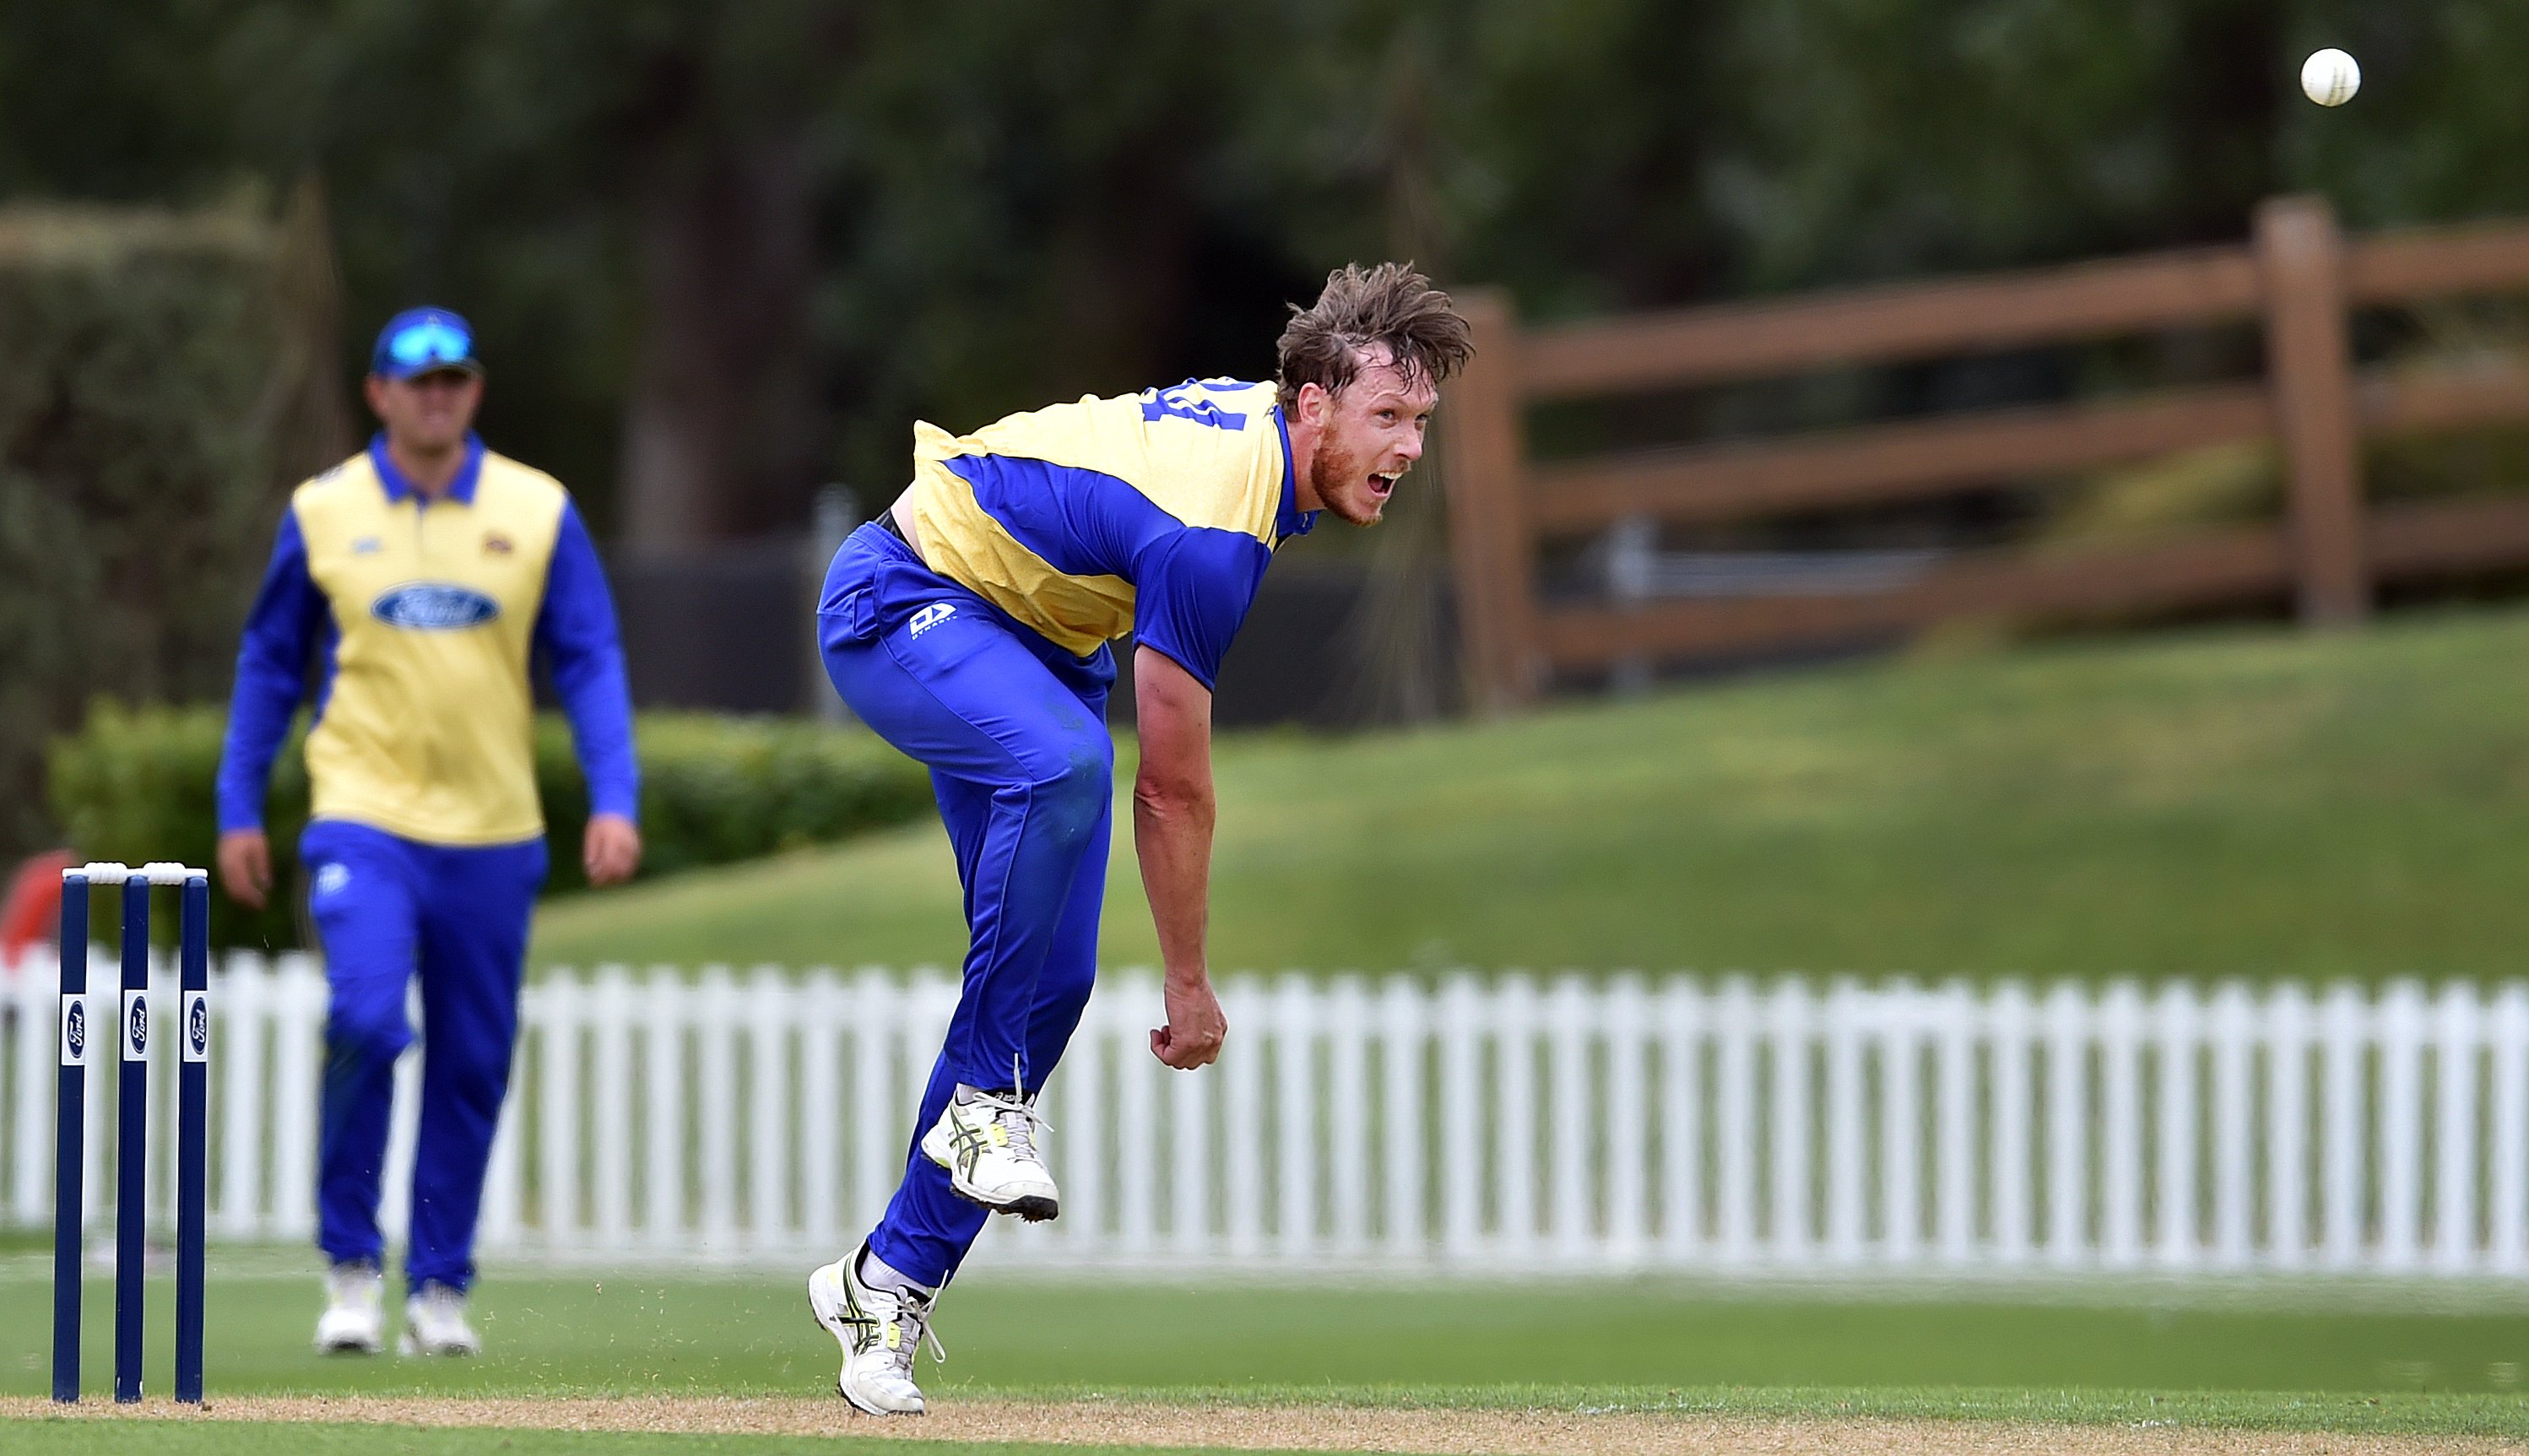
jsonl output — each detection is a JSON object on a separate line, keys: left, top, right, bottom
{"left": 47, "top": 702, "right": 934, "bottom": 953}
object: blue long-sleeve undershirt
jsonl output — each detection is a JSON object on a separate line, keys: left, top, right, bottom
{"left": 534, "top": 503, "right": 641, "bottom": 821}
{"left": 216, "top": 511, "right": 332, "bottom": 835}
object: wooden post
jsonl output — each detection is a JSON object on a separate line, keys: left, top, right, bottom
{"left": 1439, "top": 290, "right": 1544, "bottom": 711}
{"left": 2256, "top": 195, "right": 2369, "bottom": 625}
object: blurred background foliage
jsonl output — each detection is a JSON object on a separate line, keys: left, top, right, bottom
{"left": 13, "top": 1, "right": 2529, "bottom": 541}
{"left": 9, "top": 1, "right": 2529, "bottom": 868}
{"left": 0, "top": 190, "right": 349, "bottom": 867}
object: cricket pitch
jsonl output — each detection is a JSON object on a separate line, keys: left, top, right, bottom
{"left": 6, "top": 1395, "right": 2522, "bottom": 1454}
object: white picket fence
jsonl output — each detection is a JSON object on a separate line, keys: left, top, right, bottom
{"left": 4, "top": 952, "right": 2529, "bottom": 1277}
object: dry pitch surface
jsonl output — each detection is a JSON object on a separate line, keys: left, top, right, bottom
{"left": 7, "top": 1396, "right": 2523, "bottom": 1455}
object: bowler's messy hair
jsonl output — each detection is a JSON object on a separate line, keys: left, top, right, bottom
{"left": 1275, "top": 263, "right": 1474, "bottom": 410}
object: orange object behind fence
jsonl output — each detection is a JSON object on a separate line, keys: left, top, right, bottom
{"left": 0, "top": 849, "right": 73, "bottom": 970}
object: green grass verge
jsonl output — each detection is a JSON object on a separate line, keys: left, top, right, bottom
{"left": 529, "top": 608, "right": 2529, "bottom": 983}
{"left": 5, "top": 1269, "right": 2527, "bottom": 1425}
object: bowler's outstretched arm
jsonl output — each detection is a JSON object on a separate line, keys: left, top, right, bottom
{"left": 1133, "top": 643, "right": 1226, "bottom": 1069}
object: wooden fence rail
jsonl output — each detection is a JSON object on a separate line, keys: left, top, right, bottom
{"left": 1443, "top": 196, "right": 2529, "bottom": 711}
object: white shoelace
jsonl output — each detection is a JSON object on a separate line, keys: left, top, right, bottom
{"left": 962, "top": 1088, "right": 1053, "bottom": 1161}
{"left": 854, "top": 1283, "right": 948, "bottom": 1372}
{"left": 961, "top": 1055, "right": 1053, "bottom": 1162}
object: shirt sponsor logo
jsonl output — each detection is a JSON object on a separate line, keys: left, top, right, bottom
{"left": 372, "top": 582, "right": 501, "bottom": 631}
{"left": 351, "top": 536, "right": 383, "bottom": 555}
{"left": 482, "top": 531, "right": 513, "bottom": 555}
{"left": 910, "top": 602, "right": 957, "bottom": 638}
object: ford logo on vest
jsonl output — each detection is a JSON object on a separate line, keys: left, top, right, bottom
{"left": 372, "top": 582, "right": 501, "bottom": 630}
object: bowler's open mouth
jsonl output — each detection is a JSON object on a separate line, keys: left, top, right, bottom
{"left": 1368, "top": 473, "right": 1397, "bottom": 499}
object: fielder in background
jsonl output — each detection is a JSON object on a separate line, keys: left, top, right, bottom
{"left": 807, "top": 263, "right": 1472, "bottom": 1414}
{"left": 214, "top": 308, "right": 643, "bottom": 1357}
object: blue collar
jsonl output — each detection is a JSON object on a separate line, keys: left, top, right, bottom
{"left": 370, "top": 431, "right": 485, "bottom": 506}
{"left": 1272, "top": 406, "right": 1317, "bottom": 541}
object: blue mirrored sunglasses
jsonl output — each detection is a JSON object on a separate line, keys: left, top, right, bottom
{"left": 387, "top": 319, "right": 474, "bottom": 368}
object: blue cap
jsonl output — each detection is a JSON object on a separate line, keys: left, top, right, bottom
{"left": 370, "top": 307, "right": 482, "bottom": 380}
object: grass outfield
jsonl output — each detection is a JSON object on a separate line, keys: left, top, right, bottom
{"left": 5, "top": 1426, "right": 1105, "bottom": 1456}
{"left": 533, "top": 607, "right": 2529, "bottom": 983}
{"left": 5, "top": 1268, "right": 2529, "bottom": 1437}
{"left": 0, "top": 1429, "right": 1099, "bottom": 1456}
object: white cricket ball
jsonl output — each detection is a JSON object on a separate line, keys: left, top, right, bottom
{"left": 2301, "top": 48, "right": 2360, "bottom": 107}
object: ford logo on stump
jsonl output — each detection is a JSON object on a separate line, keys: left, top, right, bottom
{"left": 372, "top": 582, "right": 501, "bottom": 630}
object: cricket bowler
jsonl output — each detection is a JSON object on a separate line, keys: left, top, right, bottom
{"left": 805, "top": 263, "right": 1472, "bottom": 1412}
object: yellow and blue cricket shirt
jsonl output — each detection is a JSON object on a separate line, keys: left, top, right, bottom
{"left": 216, "top": 434, "right": 638, "bottom": 846}
{"left": 898, "top": 376, "right": 1316, "bottom": 687}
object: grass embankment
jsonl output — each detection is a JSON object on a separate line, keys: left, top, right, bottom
{"left": 533, "top": 609, "right": 2529, "bottom": 982}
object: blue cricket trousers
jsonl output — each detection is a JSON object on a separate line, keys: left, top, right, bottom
{"left": 302, "top": 818, "right": 546, "bottom": 1291}
{"left": 818, "top": 522, "right": 1113, "bottom": 1287}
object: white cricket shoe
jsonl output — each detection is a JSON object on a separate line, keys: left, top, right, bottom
{"left": 918, "top": 1080, "right": 1059, "bottom": 1221}
{"left": 314, "top": 1262, "right": 385, "bottom": 1354}
{"left": 398, "top": 1281, "right": 483, "bottom": 1356}
{"left": 808, "top": 1248, "right": 945, "bottom": 1415}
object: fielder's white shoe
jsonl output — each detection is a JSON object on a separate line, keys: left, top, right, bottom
{"left": 918, "top": 1077, "right": 1059, "bottom": 1221}
{"left": 314, "top": 1261, "right": 385, "bottom": 1355}
{"left": 398, "top": 1281, "right": 483, "bottom": 1356}
{"left": 808, "top": 1248, "right": 945, "bottom": 1415}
